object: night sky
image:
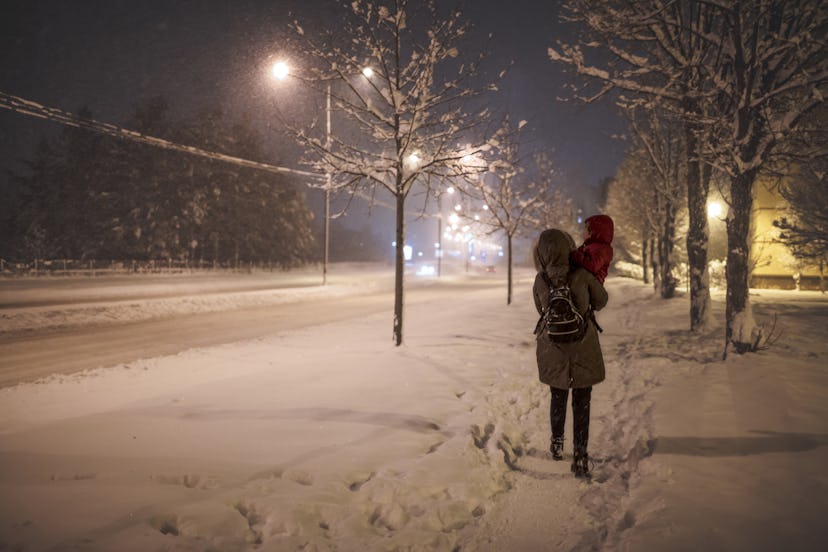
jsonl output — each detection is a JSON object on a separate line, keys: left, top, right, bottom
{"left": 0, "top": 0, "right": 626, "bottom": 219}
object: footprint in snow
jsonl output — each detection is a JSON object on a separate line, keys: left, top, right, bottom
{"left": 471, "top": 423, "right": 495, "bottom": 449}
{"left": 283, "top": 469, "right": 314, "bottom": 486}
{"left": 426, "top": 440, "right": 445, "bottom": 454}
{"left": 150, "top": 514, "right": 180, "bottom": 536}
{"left": 347, "top": 471, "right": 375, "bottom": 492}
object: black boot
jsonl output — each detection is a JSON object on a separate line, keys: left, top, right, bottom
{"left": 571, "top": 451, "right": 591, "bottom": 479}
{"left": 550, "top": 437, "right": 564, "bottom": 461}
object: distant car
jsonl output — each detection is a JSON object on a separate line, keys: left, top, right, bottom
{"left": 484, "top": 265, "right": 496, "bottom": 273}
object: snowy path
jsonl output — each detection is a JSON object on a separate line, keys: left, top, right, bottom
{"left": 616, "top": 290, "right": 828, "bottom": 551}
{"left": 455, "top": 280, "right": 828, "bottom": 552}
{"left": 454, "top": 278, "right": 671, "bottom": 550}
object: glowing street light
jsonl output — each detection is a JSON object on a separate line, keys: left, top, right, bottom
{"left": 269, "top": 60, "right": 375, "bottom": 284}
{"left": 272, "top": 61, "right": 290, "bottom": 80}
{"left": 405, "top": 152, "right": 421, "bottom": 169}
{"left": 270, "top": 59, "right": 333, "bottom": 284}
{"left": 708, "top": 201, "right": 723, "bottom": 218}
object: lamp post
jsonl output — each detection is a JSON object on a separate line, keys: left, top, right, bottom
{"left": 272, "top": 61, "right": 332, "bottom": 285}
{"left": 271, "top": 61, "right": 375, "bottom": 285}
{"left": 323, "top": 81, "right": 331, "bottom": 285}
{"left": 436, "top": 186, "right": 455, "bottom": 277}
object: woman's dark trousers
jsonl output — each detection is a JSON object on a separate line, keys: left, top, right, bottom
{"left": 550, "top": 386, "right": 592, "bottom": 454}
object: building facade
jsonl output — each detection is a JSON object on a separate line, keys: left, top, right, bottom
{"left": 751, "top": 180, "right": 824, "bottom": 291}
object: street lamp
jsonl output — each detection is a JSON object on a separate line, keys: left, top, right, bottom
{"left": 270, "top": 61, "right": 337, "bottom": 285}
{"left": 432, "top": 186, "right": 455, "bottom": 277}
{"left": 272, "top": 61, "right": 290, "bottom": 80}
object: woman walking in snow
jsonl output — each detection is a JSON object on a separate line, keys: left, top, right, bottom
{"left": 532, "top": 228, "right": 608, "bottom": 478}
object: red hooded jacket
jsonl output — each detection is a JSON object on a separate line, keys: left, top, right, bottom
{"left": 571, "top": 214, "right": 614, "bottom": 283}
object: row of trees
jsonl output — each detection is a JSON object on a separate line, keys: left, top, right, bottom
{"left": 606, "top": 104, "right": 827, "bottom": 299}
{"left": 603, "top": 107, "right": 687, "bottom": 299}
{"left": 550, "top": 0, "right": 828, "bottom": 356}
{"left": 3, "top": 97, "right": 317, "bottom": 267}
{"left": 279, "top": 0, "right": 577, "bottom": 344}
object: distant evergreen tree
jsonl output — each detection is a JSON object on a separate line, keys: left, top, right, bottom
{"left": 10, "top": 109, "right": 115, "bottom": 260}
{"left": 181, "top": 108, "right": 316, "bottom": 267}
{"left": 7, "top": 98, "right": 317, "bottom": 267}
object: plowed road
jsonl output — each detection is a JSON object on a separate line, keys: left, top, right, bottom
{"left": 0, "top": 274, "right": 503, "bottom": 388}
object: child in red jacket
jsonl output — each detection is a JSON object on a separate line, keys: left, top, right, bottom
{"left": 571, "top": 214, "right": 614, "bottom": 284}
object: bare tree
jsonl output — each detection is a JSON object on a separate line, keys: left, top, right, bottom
{"left": 603, "top": 168, "right": 652, "bottom": 283}
{"left": 699, "top": 1, "right": 828, "bottom": 356}
{"left": 459, "top": 120, "right": 565, "bottom": 305}
{"left": 627, "top": 106, "right": 686, "bottom": 298}
{"left": 281, "top": 1, "right": 499, "bottom": 345}
{"left": 533, "top": 153, "right": 580, "bottom": 241}
{"left": 548, "top": 0, "right": 720, "bottom": 332}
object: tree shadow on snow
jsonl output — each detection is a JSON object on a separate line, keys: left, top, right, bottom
{"left": 654, "top": 430, "right": 828, "bottom": 457}
{"left": 178, "top": 406, "right": 450, "bottom": 436}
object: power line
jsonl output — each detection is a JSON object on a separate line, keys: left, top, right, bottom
{"left": 0, "top": 90, "right": 409, "bottom": 215}
{"left": 0, "top": 90, "right": 320, "bottom": 179}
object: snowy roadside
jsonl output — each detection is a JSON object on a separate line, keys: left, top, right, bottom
{"left": 1, "top": 274, "right": 826, "bottom": 551}
{"left": 611, "top": 287, "right": 828, "bottom": 552}
{"left": 0, "top": 265, "right": 402, "bottom": 333}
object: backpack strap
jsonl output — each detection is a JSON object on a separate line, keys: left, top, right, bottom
{"left": 587, "top": 307, "right": 604, "bottom": 333}
{"left": 534, "top": 272, "right": 552, "bottom": 335}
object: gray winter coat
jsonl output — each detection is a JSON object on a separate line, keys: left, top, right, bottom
{"left": 533, "top": 229, "right": 608, "bottom": 389}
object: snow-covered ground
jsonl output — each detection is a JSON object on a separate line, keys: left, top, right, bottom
{"left": 0, "top": 264, "right": 394, "bottom": 333}
{"left": 1, "top": 270, "right": 827, "bottom": 551}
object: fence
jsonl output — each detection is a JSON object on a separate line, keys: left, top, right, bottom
{"left": 0, "top": 258, "right": 299, "bottom": 277}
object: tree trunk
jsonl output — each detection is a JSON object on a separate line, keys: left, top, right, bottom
{"left": 507, "top": 233, "right": 513, "bottom": 305}
{"left": 684, "top": 122, "right": 712, "bottom": 331}
{"left": 659, "top": 200, "right": 678, "bottom": 299}
{"left": 651, "top": 237, "right": 661, "bottom": 295}
{"left": 393, "top": 190, "right": 405, "bottom": 346}
{"left": 724, "top": 168, "right": 759, "bottom": 357}
{"left": 642, "top": 236, "right": 649, "bottom": 284}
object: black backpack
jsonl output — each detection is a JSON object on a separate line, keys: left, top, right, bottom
{"left": 534, "top": 273, "right": 587, "bottom": 343}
